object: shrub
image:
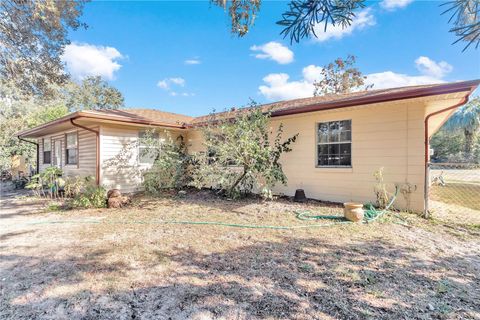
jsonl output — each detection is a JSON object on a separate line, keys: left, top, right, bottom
{"left": 64, "top": 175, "right": 95, "bottom": 198}
{"left": 71, "top": 185, "right": 107, "bottom": 208}
{"left": 25, "top": 166, "right": 63, "bottom": 197}
{"left": 190, "top": 104, "right": 298, "bottom": 199}
{"left": 373, "top": 167, "right": 392, "bottom": 209}
{"left": 141, "top": 132, "right": 191, "bottom": 193}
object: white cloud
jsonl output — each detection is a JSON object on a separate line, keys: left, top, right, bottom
{"left": 258, "top": 64, "right": 322, "bottom": 101}
{"left": 157, "top": 77, "right": 186, "bottom": 90}
{"left": 250, "top": 41, "right": 294, "bottom": 64}
{"left": 313, "top": 9, "right": 375, "bottom": 42}
{"left": 380, "top": 0, "right": 414, "bottom": 11}
{"left": 259, "top": 55, "right": 454, "bottom": 100}
{"left": 157, "top": 80, "right": 169, "bottom": 89}
{"left": 185, "top": 58, "right": 201, "bottom": 65}
{"left": 365, "top": 72, "right": 445, "bottom": 89}
{"left": 157, "top": 77, "right": 193, "bottom": 97}
{"left": 169, "top": 77, "right": 185, "bottom": 86}
{"left": 365, "top": 56, "right": 453, "bottom": 89}
{"left": 415, "top": 56, "right": 453, "bottom": 78}
{"left": 62, "top": 43, "right": 123, "bottom": 80}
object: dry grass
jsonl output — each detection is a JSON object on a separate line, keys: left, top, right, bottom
{"left": 1, "top": 189, "right": 480, "bottom": 319}
{"left": 430, "top": 183, "right": 480, "bottom": 211}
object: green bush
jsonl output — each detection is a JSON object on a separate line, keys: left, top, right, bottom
{"left": 25, "top": 166, "right": 63, "bottom": 197}
{"left": 141, "top": 132, "right": 191, "bottom": 193}
{"left": 71, "top": 185, "right": 107, "bottom": 208}
{"left": 190, "top": 104, "right": 298, "bottom": 199}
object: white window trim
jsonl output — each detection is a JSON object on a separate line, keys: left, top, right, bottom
{"left": 315, "top": 119, "right": 353, "bottom": 169}
{"left": 65, "top": 131, "right": 78, "bottom": 166}
{"left": 138, "top": 131, "right": 161, "bottom": 165}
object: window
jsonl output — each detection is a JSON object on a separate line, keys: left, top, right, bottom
{"left": 66, "top": 132, "right": 78, "bottom": 165}
{"left": 317, "top": 120, "right": 352, "bottom": 167}
{"left": 138, "top": 131, "right": 159, "bottom": 164}
{"left": 43, "top": 139, "right": 51, "bottom": 164}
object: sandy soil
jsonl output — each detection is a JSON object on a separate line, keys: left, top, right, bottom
{"left": 1, "top": 189, "right": 479, "bottom": 319}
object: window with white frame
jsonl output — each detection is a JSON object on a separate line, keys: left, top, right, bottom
{"left": 66, "top": 132, "right": 78, "bottom": 165}
{"left": 317, "top": 120, "right": 352, "bottom": 167}
{"left": 138, "top": 130, "right": 159, "bottom": 164}
{"left": 43, "top": 139, "right": 51, "bottom": 164}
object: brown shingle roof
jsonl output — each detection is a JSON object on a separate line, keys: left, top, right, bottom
{"left": 85, "top": 108, "right": 194, "bottom": 126}
{"left": 17, "top": 80, "right": 480, "bottom": 137}
{"left": 190, "top": 80, "right": 480, "bottom": 125}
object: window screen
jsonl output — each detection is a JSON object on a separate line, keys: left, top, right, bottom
{"left": 43, "top": 139, "right": 51, "bottom": 164}
{"left": 138, "top": 131, "right": 159, "bottom": 164}
{"left": 66, "top": 132, "right": 78, "bottom": 165}
{"left": 317, "top": 120, "right": 351, "bottom": 167}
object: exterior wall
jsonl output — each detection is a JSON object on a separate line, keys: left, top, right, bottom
{"left": 99, "top": 124, "right": 184, "bottom": 193}
{"left": 186, "top": 96, "right": 464, "bottom": 212}
{"left": 268, "top": 101, "right": 426, "bottom": 212}
{"left": 37, "top": 127, "right": 97, "bottom": 178}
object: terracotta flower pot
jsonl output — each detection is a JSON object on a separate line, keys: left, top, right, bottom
{"left": 343, "top": 202, "right": 365, "bottom": 222}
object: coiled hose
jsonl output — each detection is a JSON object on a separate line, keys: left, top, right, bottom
{"left": 26, "top": 187, "right": 399, "bottom": 230}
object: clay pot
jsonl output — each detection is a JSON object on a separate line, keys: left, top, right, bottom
{"left": 107, "top": 189, "right": 122, "bottom": 199}
{"left": 108, "top": 196, "right": 130, "bottom": 208}
{"left": 343, "top": 202, "right": 365, "bottom": 222}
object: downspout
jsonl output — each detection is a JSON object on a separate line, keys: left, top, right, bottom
{"left": 18, "top": 136, "right": 39, "bottom": 174}
{"left": 70, "top": 119, "right": 100, "bottom": 186}
{"left": 423, "top": 96, "right": 469, "bottom": 216}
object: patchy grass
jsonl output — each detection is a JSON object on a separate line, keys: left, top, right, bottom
{"left": 1, "top": 189, "right": 480, "bottom": 319}
{"left": 430, "top": 183, "right": 480, "bottom": 211}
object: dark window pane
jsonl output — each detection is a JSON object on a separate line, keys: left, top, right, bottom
{"left": 67, "top": 149, "right": 77, "bottom": 165}
{"left": 328, "top": 155, "right": 341, "bottom": 166}
{"left": 318, "top": 123, "right": 328, "bottom": 143}
{"left": 340, "top": 155, "right": 351, "bottom": 166}
{"left": 317, "top": 120, "right": 352, "bottom": 167}
{"left": 43, "top": 151, "right": 51, "bottom": 164}
{"left": 340, "top": 143, "right": 351, "bottom": 155}
{"left": 328, "top": 144, "right": 339, "bottom": 155}
{"left": 340, "top": 130, "right": 351, "bottom": 142}
{"left": 318, "top": 144, "right": 328, "bottom": 155}
{"left": 318, "top": 155, "right": 328, "bottom": 166}
{"left": 340, "top": 120, "right": 351, "bottom": 131}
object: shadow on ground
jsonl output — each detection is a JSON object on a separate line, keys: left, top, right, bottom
{"left": 1, "top": 236, "right": 478, "bottom": 319}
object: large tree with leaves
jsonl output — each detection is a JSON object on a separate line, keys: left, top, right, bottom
{"left": 215, "top": 0, "right": 480, "bottom": 51}
{"left": 64, "top": 76, "right": 124, "bottom": 111}
{"left": 313, "top": 55, "right": 370, "bottom": 96}
{"left": 443, "top": 97, "right": 480, "bottom": 158}
{"left": 0, "top": 0, "right": 88, "bottom": 96}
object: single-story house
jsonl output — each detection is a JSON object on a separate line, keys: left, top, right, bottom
{"left": 17, "top": 80, "right": 480, "bottom": 212}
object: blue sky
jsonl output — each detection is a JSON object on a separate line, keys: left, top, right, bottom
{"left": 62, "top": 0, "right": 480, "bottom": 116}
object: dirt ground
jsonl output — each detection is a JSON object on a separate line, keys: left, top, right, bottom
{"left": 1, "top": 187, "right": 479, "bottom": 320}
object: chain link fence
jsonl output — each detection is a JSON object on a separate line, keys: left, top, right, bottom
{"left": 428, "top": 162, "right": 480, "bottom": 220}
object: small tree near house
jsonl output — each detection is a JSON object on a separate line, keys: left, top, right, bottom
{"left": 190, "top": 104, "right": 298, "bottom": 199}
{"left": 140, "top": 130, "right": 191, "bottom": 193}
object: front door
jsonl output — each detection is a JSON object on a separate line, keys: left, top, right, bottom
{"left": 54, "top": 140, "right": 62, "bottom": 168}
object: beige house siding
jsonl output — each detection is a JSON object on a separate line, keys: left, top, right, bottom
{"left": 185, "top": 95, "right": 466, "bottom": 212}
{"left": 99, "top": 124, "right": 184, "bottom": 193}
{"left": 33, "top": 93, "right": 467, "bottom": 213}
{"left": 37, "top": 127, "right": 97, "bottom": 178}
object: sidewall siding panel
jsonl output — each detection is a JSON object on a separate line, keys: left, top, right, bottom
{"left": 99, "top": 125, "right": 184, "bottom": 193}
{"left": 37, "top": 127, "right": 97, "bottom": 179}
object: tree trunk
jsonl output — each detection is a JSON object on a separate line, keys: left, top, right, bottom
{"left": 228, "top": 169, "right": 248, "bottom": 197}
{"left": 464, "top": 129, "right": 474, "bottom": 157}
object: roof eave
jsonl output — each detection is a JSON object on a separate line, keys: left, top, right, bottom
{"left": 271, "top": 79, "right": 480, "bottom": 118}
{"left": 17, "top": 111, "right": 187, "bottom": 138}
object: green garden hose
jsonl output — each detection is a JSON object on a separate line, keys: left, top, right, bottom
{"left": 26, "top": 188, "right": 399, "bottom": 230}
{"left": 295, "top": 186, "right": 399, "bottom": 223}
